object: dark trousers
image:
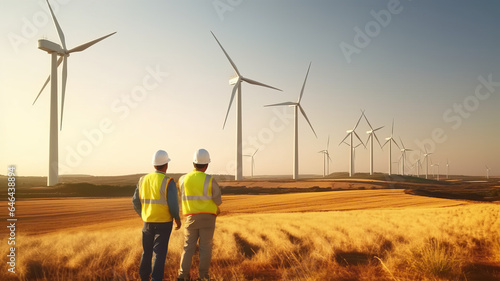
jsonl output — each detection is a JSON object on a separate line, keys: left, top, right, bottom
{"left": 139, "top": 222, "right": 173, "bottom": 281}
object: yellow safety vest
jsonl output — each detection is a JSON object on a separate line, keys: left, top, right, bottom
{"left": 138, "top": 172, "right": 173, "bottom": 222}
{"left": 180, "top": 170, "right": 217, "bottom": 216}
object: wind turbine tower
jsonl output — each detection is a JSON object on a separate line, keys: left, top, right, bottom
{"left": 211, "top": 31, "right": 282, "bottom": 180}
{"left": 363, "top": 113, "right": 384, "bottom": 175}
{"left": 423, "top": 149, "right": 433, "bottom": 179}
{"left": 486, "top": 165, "right": 490, "bottom": 179}
{"left": 265, "top": 62, "right": 317, "bottom": 179}
{"left": 34, "top": 0, "right": 115, "bottom": 186}
{"left": 382, "top": 119, "right": 400, "bottom": 176}
{"left": 244, "top": 149, "right": 258, "bottom": 178}
{"left": 399, "top": 137, "right": 412, "bottom": 176}
{"left": 415, "top": 152, "right": 423, "bottom": 177}
{"left": 432, "top": 162, "right": 440, "bottom": 180}
{"left": 339, "top": 111, "right": 365, "bottom": 177}
{"left": 318, "top": 135, "right": 332, "bottom": 177}
{"left": 446, "top": 160, "right": 449, "bottom": 179}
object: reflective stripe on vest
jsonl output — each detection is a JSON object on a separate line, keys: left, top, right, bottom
{"left": 180, "top": 171, "right": 217, "bottom": 216}
{"left": 139, "top": 172, "right": 173, "bottom": 222}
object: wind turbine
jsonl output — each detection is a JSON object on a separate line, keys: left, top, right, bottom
{"left": 423, "top": 148, "right": 433, "bottom": 179}
{"left": 265, "top": 62, "right": 317, "bottom": 180}
{"left": 415, "top": 152, "right": 423, "bottom": 177}
{"left": 339, "top": 111, "right": 365, "bottom": 177}
{"left": 446, "top": 159, "right": 449, "bottom": 179}
{"left": 431, "top": 162, "right": 440, "bottom": 180}
{"left": 33, "top": 0, "right": 116, "bottom": 186}
{"left": 318, "top": 135, "right": 332, "bottom": 177}
{"left": 486, "top": 165, "right": 490, "bottom": 179}
{"left": 211, "top": 31, "right": 282, "bottom": 180}
{"left": 363, "top": 113, "right": 384, "bottom": 175}
{"left": 382, "top": 119, "right": 400, "bottom": 175}
{"left": 244, "top": 149, "right": 258, "bottom": 178}
{"left": 399, "top": 137, "right": 412, "bottom": 176}
{"left": 343, "top": 142, "right": 364, "bottom": 175}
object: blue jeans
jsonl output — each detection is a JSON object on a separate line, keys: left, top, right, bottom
{"left": 140, "top": 222, "right": 173, "bottom": 281}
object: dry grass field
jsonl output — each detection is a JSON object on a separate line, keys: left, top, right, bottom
{"left": 1, "top": 178, "right": 499, "bottom": 280}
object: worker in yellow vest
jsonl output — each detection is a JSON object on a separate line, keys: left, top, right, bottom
{"left": 133, "top": 150, "right": 181, "bottom": 281}
{"left": 177, "top": 149, "right": 222, "bottom": 281}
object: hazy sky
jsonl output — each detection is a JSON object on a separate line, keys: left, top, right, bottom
{"left": 1, "top": 0, "right": 499, "bottom": 178}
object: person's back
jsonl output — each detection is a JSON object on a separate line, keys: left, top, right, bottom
{"left": 139, "top": 172, "right": 174, "bottom": 222}
{"left": 180, "top": 169, "right": 218, "bottom": 216}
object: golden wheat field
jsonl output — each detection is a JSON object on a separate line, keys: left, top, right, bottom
{"left": 1, "top": 189, "right": 499, "bottom": 281}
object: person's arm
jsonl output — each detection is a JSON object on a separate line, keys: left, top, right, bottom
{"left": 211, "top": 179, "right": 222, "bottom": 206}
{"left": 132, "top": 186, "right": 142, "bottom": 217}
{"left": 166, "top": 179, "right": 181, "bottom": 229}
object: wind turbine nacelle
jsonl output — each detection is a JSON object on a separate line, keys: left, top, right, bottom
{"left": 229, "top": 76, "right": 239, "bottom": 85}
{"left": 38, "top": 39, "right": 64, "bottom": 54}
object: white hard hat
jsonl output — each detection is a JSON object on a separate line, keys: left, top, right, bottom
{"left": 152, "top": 150, "right": 171, "bottom": 166}
{"left": 193, "top": 149, "right": 210, "bottom": 164}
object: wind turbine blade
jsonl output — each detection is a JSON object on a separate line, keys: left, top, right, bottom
{"left": 59, "top": 56, "right": 68, "bottom": 130}
{"left": 46, "top": 0, "right": 66, "bottom": 50}
{"left": 374, "top": 126, "right": 384, "bottom": 131}
{"left": 365, "top": 134, "right": 371, "bottom": 146}
{"left": 327, "top": 154, "right": 333, "bottom": 163}
{"left": 33, "top": 56, "right": 64, "bottom": 105}
{"left": 298, "top": 105, "right": 317, "bottom": 138}
{"left": 68, "top": 32, "right": 116, "bottom": 53}
{"left": 222, "top": 80, "right": 240, "bottom": 129}
{"left": 391, "top": 118, "right": 395, "bottom": 136}
{"left": 339, "top": 133, "right": 350, "bottom": 146}
{"left": 327, "top": 135, "right": 330, "bottom": 150}
{"left": 399, "top": 137, "right": 406, "bottom": 149}
{"left": 264, "top": 101, "right": 296, "bottom": 107}
{"left": 353, "top": 111, "right": 364, "bottom": 130}
{"left": 363, "top": 112, "right": 373, "bottom": 130}
{"left": 210, "top": 31, "right": 240, "bottom": 76}
{"left": 354, "top": 131, "right": 365, "bottom": 148}
{"left": 382, "top": 139, "right": 389, "bottom": 148}
{"left": 241, "top": 77, "right": 282, "bottom": 91}
{"left": 253, "top": 149, "right": 259, "bottom": 157}
{"left": 373, "top": 133, "right": 383, "bottom": 148}
{"left": 33, "top": 76, "right": 50, "bottom": 105}
{"left": 392, "top": 139, "right": 401, "bottom": 150}
{"left": 298, "top": 62, "right": 311, "bottom": 103}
